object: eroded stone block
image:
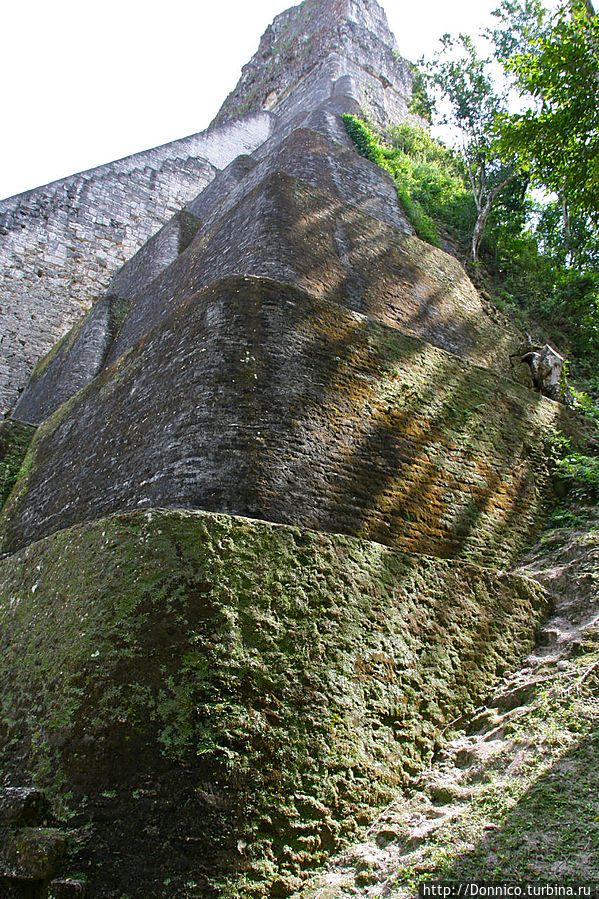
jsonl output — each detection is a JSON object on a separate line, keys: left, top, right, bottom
{"left": 0, "top": 828, "right": 66, "bottom": 881}
{"left": 0, "top": 790, "right": 47, "bottom": 829}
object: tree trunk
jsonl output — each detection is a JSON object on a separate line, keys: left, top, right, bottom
{"left": 471, "top": 174, "right": 515, "bottom": 263}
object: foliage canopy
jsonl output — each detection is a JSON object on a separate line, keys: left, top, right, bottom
{"left": 497, "top": 0, "right": 599, "bottom": 227}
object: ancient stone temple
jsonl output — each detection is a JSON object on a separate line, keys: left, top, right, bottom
{"left": 0, "top": 0, "right": 587, "bottom": 896}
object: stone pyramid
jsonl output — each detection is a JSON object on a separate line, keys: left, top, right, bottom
{"left": 0, "top": 0, "right": 585, "bottom": 896}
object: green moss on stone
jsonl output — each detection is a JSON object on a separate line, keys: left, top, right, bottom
{"left": 0, "top": 420, "right": 36, "bottom": 510}
{"left": 177, "top": 211, "right": 203, "bottom": 255}
{"left": 108, "top": 294, "right": 132, "bottom": 336}
{"left": 0, "top": 508, "right": 550, "bottom": 897}
{"left": 0, "top": 277, "right": 589, "bottom": 567}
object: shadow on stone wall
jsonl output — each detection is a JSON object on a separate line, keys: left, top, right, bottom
{"left": 0, "top": 275, "right": 579, "bottom": 564}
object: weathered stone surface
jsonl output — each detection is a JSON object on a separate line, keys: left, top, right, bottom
{"left": 0, "top": 0, "right": 422, "bottom": 428}
{"left": 12, "top": 211, "right": 203, "bottom": 426}
{"left": 0, "top": 1, "right": 586, "bottom": 895}
{"left": 104, "top": 170, "right": 523, "bottom": 375}
{"left": 0, "top": 828, "right": 66, "bottom": 881}
{"left": 187, "top": 126, "right": 411, "bottom": 238}
{"left": 0, "top": 508, "right": 550, "bottom": 897}
{"left": 0, "top": 0, "right": 421, "bottom": 421}
{"left": 213, "top": 0, "right": 413, "bottom": 130}
{"left": 0, "top": 114, "right": 276, "bottom": 418}
{"left": 0, "top": 277, "right": 583, "bottom": 565}
{"left": 278, "top": 87, "right": 363, "bottom": 146}
{"left": 12, "top": 297, "right": 114, "bottom": 428}
{"left": 48, "top": 881, "right": 87, "bottom": 898}
{"left": 0, "top": 790, "right": 47, "bottom": 829}
{"left": 0, "top": 0, "right": 422, "bottom": 423}
{"left": 106, "top": 210, "right": 202, "bottom": 302}
{"left": 11, "top": 129, "right": 531, "bottom": 429}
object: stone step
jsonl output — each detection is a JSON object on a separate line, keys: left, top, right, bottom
{"left": 0, "top": 276, "right": 583, "bottom": 565}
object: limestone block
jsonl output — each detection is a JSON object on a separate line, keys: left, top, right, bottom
{"left": 0, "top": 790, "right": 47, "bottom": 829}
{"left": 0, "top": 828, "right": 66, "bottom": 881}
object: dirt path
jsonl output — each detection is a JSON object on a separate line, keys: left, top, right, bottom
{"left": 295, "top": 511, "right": 599, "bottom": 897}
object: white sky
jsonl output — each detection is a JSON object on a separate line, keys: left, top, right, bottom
{"left": 1, "top": 0, "right": 516, "bottom": 201}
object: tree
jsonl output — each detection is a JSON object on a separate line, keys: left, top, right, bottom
{"left": 419, "top": 0, "right": 599, "bottom": 376}
{"left": 489, "top": 0, "right": 549, "bottom": 63}
{"left": 495, "top": 0, "right": 599, "bottom": 241}
{"left": 422, "top": 34, "right": 516, "bottom": 262}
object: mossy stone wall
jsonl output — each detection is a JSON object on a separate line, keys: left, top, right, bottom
{"left": 0, "top": 277, "right": 582, "bottom": 565}
{"left": 0, "top": 509, "right": 549, "bottom": 897}
{"left": 105, "top": 170, "right": 524, "bottom": 375}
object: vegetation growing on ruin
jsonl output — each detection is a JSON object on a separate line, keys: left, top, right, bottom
{"left": 344, "top": 111, "right": 599, "bottom": 391}
{"left": 411, "top": 649, "right": 599, "bottom": 883}
{"left": 346, "top": 0, "right": 599, "bottom": 392}
{"left": 298, "top": 591, "right": 599, "bottom": 893}
{"left": 343, "top": 115, "right": 444, "bottom": 247}
{"left": 0, "top": 421, "right": 35, "bottom": 510}
{"left": 295, "top": 498, "right": 599, "bottom": 896}
{"left": 343, "top": 100, "right": 599, "bottom": 527}
{"left": 426, "top": 0, "right": 599, "bottom": 387}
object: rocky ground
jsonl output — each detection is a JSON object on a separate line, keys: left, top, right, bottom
{"left": 294, "top": 508, "right": 599, "bottom": 897}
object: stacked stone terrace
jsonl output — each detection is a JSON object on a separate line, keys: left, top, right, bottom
{"left": 0, "top": 0, "right": 411, "bottom": 420}
{"left": 1, "top": 0, "right": 580, "bottom": 564}
{"left": 0, "top": 1, "right": 590, "bottom": 895}
{"left": 0, "top": 111, "right": 275, "bottom": 418}
{"left": 4, "top": 0, "right": 401, "bottom": 416}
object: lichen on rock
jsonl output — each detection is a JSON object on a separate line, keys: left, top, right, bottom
{"left": 0, "top": 508, "right": 550, "bottom": 896}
